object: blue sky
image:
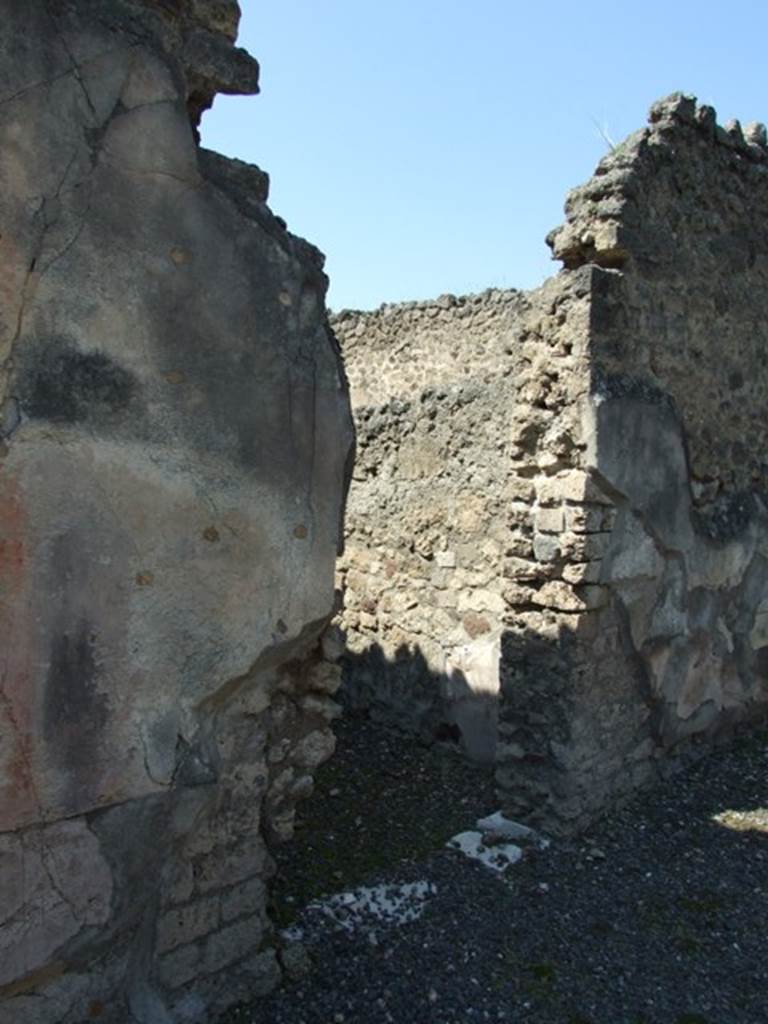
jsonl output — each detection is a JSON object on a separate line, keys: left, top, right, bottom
{"left": 202, "top": 2, "right": 768, "bottom": 311}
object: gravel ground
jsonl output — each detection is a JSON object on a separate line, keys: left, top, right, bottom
{"left": 221, "top": 712, "right": 768, "bottom": 1024}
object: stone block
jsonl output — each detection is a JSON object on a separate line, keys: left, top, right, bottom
{"left": 504, "top": 557, "right": 544, "bottom": 580}
{"left": 299, "top": 693, "right": 342, "bottom": 721}
{"left": 457, "top": 589, "right": 506, "bottom": 614}
{"left": 461, "top": 598, "right": 493, "bottom": 631}
{"left": 220, "top": 878, "right": 267, "bottom": 923}
{"left": 508, "top": 503, "right": 534, "bottom": 528}
{"left": 562, "top": 560, "right": 602, "bottom": 584}
{"left": 503, "top": 582, "right": 537, "bottom": 605}
{"left": 532, "top": 581, "right": 585, "bottom": 612}
{"left": 306, "top": 661, "right": 343, "bottom": 695}
{"left": 565, "top": 504, "right": 607, "bottom": 533}
{"left": 533, "top": 532, "right": 561, "bottom": 563}
{"left": 156, "top": 896, "right": 220, "bottom": 954}
{"left": 561, "top": 531, "right": 612, "bottom": 561}
{"left": 535, "top": 507, "right": 565, "bottom": 534}
{"left": 203, "top": 917, "right": 265, "bottom": 975}
{"left": 158, "top": 944, "right": 202, "bottom": 990}
{"left": 536, "top": 470, "right": 613, "bottom": 506}
{"left": 292, "top": 728, "right": 336, "bottom": 768}
{"left": 194, "top": 838, "right": 270, "bottom": 895}
{"left": 505, "top": 475, "right": 536, "bottom": 503}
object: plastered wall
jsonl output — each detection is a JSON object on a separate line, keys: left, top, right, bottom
{"left": 0, "top": 3, "right": 353, "bottom": 1020}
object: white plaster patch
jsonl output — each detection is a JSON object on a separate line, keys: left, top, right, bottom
{"left": 445, "top": 636, "right": 501, "bottom": 696}
{"left": 475, "top": 811, "right": 550, "bottom": 848}
{"left": 712, "top": 807, "right": 768, "bottom": 833}
{"left": 283, "top": 880, "right": 437, "bottom": 940}
{"left": 446, "top": 831, "right": 523, "bottom": 873}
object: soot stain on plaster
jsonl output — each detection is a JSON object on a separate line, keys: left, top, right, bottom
{"left": 42, "top": 530, "right": 110, "bottom": 796}
{"left": 43, "top": 619, "right": 109, "bottom": 783}
{"left": 591, "top": 367, "right": 677, "bottom": 410}
{"left": 18, "top": 338, "right": 136, "bottom": 425}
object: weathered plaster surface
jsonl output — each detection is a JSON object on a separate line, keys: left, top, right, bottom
{"left": 0, "top": 2, "right": 353, "bottom": 1020}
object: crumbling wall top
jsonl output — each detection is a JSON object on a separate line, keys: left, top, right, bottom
{"left": 548, "top": 92, "right": 768, "bottom": 271}
{"left": 546, "top": 92, "right": 768, "bottom": 510}
{"left": 332, "top": 288, "right": 524, "bottom": 407}
{"left": 78, "top": 0, "right": 260, "bottom": 126}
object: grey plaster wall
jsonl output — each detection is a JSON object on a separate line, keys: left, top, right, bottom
{"left": 0, "top": 2, "right": 353, "bottom": 1021}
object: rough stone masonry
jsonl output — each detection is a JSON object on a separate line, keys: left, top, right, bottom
{"left": 0, "top": 2, "right": 353, "bottom": 1022}
{"left": 337, "top": 93, "right": 768, "bottom": 834}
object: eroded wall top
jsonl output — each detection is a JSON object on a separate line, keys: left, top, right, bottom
{"left": 498, "top": 94, "right": 768, "bottom": 832}
{"left": 332, "top": 288, "right": 524, "bottom": 407}
{"left": 340, "top": 92, "right": 768, "bottom": 836}
{"left": 549, "top": 93, "right": 768, "bottom": 518}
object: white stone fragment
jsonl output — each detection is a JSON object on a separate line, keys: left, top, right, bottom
{"left": 475, "top": 811, "right": 550, "bottom": 848}
{"left": 446, "top": 830, "right": 523, "bottom": 873}
{"left": 294, "top": 881, "right": 437, "bottom": 936}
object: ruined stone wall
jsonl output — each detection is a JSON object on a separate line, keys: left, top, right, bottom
{"left": 501, "top": 95, "right": 768, "bottom": 832}
{"left": 340, "top": 377, "right": 514, "bottom": 761}
{"left": 341, "top": 94, "right": 768, "bottom": 836}
{"left": 337, "top": 289, "right": 538, "bottom": 761}
{"left": 0, "top": 3, "right": 354, "bottom": 1021}
{"left": 332, "top": 288, "right": 523, "bottom": 407}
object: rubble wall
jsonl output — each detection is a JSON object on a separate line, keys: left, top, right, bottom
{"left": 339, "top": 379, "right": 513, "bottom": 761}
{"left": 500, "top": 95, "right": 768, "bottom": 831}
{"left": 333, "top": 289, "right": 523, "bottom": 407}
{"left": 340, "top": 95, "right": 768, "bottom": 835}
{"left": 335, "top": 292, "right": 528, "bottom": 761}
{"left": 0, "top": 2, "right": 354, "bottom": 1021}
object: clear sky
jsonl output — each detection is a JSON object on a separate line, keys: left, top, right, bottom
{"left": 201, "top": 1, "right": 768, "bottom": 312}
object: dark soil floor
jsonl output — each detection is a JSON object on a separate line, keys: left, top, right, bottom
{"left": 221, "top": 712, "right": 768, "bottom": 1024}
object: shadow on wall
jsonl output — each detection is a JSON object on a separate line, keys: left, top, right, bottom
{"left": 340, "top": 640, "right": 500, "bottom": 764}
{"left": 340, "top": 611, "right": 767, "bottom": 833}
{"left": 497, "top": 610, "right": 768, "bottom": 835}
{"left": 340, "top": 621, "right": 592, "bottom": 776}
